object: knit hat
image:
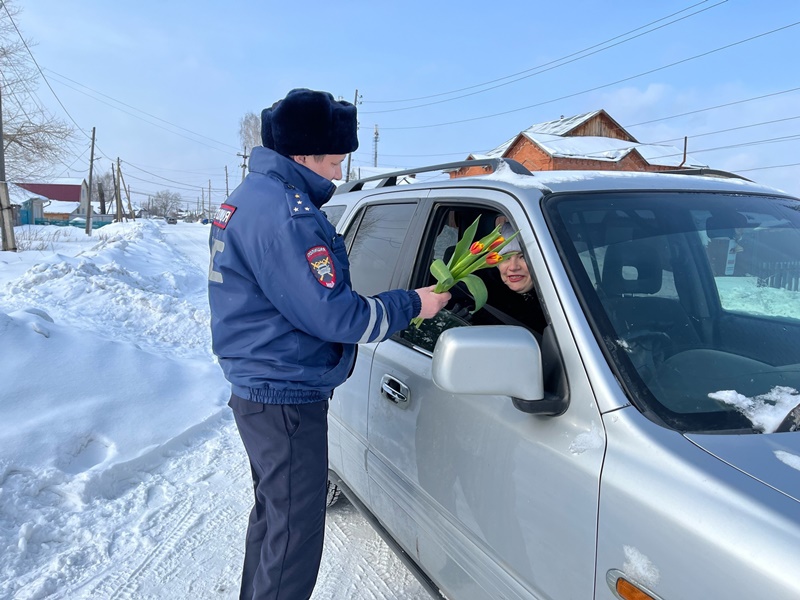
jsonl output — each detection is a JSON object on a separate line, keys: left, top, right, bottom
{"left": 501, "top": 222, "right": 521, "bottom": 254}
{"left": 260, "top": 88, "right": 359, "bottom": 156}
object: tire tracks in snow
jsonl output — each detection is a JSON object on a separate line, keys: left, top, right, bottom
{"left": 65, "top": 422, "right": 251, "bottom": 600}
{"left": 315, "top": 499, "right": 431, "bottom": 600}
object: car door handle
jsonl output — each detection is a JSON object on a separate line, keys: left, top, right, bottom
{"left": 380, "top": 374, "right": 410, "bottom": 407}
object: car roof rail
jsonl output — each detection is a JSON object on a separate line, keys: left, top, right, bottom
{"left": 334, "top": 158, "right": 532, "bottom": 194}
{"left": 659, "top": 167, "right": 753, "bottom": 182}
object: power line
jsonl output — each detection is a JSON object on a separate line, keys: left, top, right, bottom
{"left": 122, "top": 162, "right": 226, "bottom": 192}
{"left": 54, "top": 145, "right": 91, "bottom": 178}
{"left": 379, "top": 21, "right": 800, "bottom": 131}
{"left": 365, "top": 0, "right": 723, "bottom": 104}
{"left": 563, "top": 115, "right": 800, "bottom": 160}
{"left": 518, "top": 131, "right": 800, "bottom": 163}
{"left": 1, "top": 1, "right": 92, "bottom": 139}
{"left": 363, "top": 0, "right": 728, "bottom": 113}
{"left": 123, "top": 162, "right": 232, "bottom": 175}
{"left": 647, "top": 115, "right": 800, "bottom": 146}
{"left": 45, "top": 70, "right": 239, "bottom": 153}
{"left": 124, "top": 173, "right": 225, "bottom": 194}
{"left": 0, "top": 70, "right": 81, "bottom": 177}
{"left": 0, "top": 49, "right": 83, "bottom": 175}
{"left": 658, "top": 133, "right": 800, "bottom": 158}
{"left": 2, "top": 3, "right": 238, "bottom": 180}
{"left": 376, "top": 92, "right": 800, "bottom": 158}
{"left": 738, "top": 162, "right": 800, "bottom": 173}
{"left": 46, "top": 75, "right": 235, "bottom": 155}
{"left": 624, "top": 87, "right": 800, "bottom": 128}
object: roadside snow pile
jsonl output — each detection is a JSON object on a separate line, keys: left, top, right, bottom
{"left": 0, "top": 221, "right": 230, "bottom": 598}
{"left": 0, "top": 220, "right": 431, "bottom": 600}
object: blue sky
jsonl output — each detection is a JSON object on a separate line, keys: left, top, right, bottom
{"left": 8, "top": 0, "right": 800, "bottom": 206}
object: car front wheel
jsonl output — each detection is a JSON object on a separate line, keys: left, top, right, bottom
{"left": 325, "top": 479, "right": 341, "bottom": 508}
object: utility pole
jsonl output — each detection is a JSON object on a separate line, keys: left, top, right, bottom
{"left": 0, "top": 86, "right": 17, "bottom": 251}
{"left": 115, "top": 158, "right": 124, "bottom": 222}
{"left": 110, "top": 167, "right": 117, "bottom": 220}
{"left": 117, "top": 162, "right": 134, "bottom": 220}
{"left": 208, "top": 180, "right": 212, "bottom": 213}
{"left": 225, "top": 165, "right": 229, "bottom": 197}
{"left": 373, "top": 125, "right": 379, "bottom": 168}
{"left": 83, "top": 127, "right": 97, "bottom": 236}
{"left": 345, "top": 89, "right": 361, "bottom": 182}
{"left": 237, "top": 146, "right": 249, "bottom": 182}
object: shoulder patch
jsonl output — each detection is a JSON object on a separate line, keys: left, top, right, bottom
{"left": 286, "top": 187, "right": 314, "bottom": 218}
{"left": 306, "top": 245, "right": 336, "bottom": 288}
{"left": 213, "top": 203, "right": 237, "bottom": 229}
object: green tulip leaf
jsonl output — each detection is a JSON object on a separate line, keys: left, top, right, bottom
{"left": 430, "top": 259, "right": 454, "bottom": 291}
{"left": 446, "top": 216, "right": 481, "bottom": 270}
{"left": 462, "top": 274, "right": 488, "bottom": 313}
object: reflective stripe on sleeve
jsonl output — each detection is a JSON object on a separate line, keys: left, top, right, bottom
{"left": 374, "top": 298, "right": 389, "bottom": 341}
{"left": 357, "top": 297, "right": 378, "bottom": 344}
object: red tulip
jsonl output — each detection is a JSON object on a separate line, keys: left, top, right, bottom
{"left": 485, "top": 252, "right": 503, "bottom": 265}
{"left": 488, "top": 236, "right": 505, "bottom": 250}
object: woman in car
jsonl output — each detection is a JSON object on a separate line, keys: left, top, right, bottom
{"left": 487, "top": 221, "right": 547, "bottom": 333}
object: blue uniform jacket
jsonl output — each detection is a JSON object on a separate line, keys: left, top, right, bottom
{"left": 208, "top": 148, "right": 420, "bottom": 403}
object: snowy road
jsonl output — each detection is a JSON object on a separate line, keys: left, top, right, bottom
{"left": 65, "top": 416, "right": 431, "bottom": 600}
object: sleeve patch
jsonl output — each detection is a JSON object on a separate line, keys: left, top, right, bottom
{"left": 213, "top": 204, "right": 237, "bottom": 229}
{"left": 306, "top": 245, "right": 337, "bottom": 288}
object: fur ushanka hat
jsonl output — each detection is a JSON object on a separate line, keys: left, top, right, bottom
{"left": 260, "top": 88, "right": 359, "bottom": 156}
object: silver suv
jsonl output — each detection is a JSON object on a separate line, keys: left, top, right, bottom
{"left": 323, "top": 159, "right": 800, "bottom": 600}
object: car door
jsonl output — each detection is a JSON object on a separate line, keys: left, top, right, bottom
{"left": 366, "top": 188, "right": 606, "bottom": 599}
{"left": 328, "top": 193, "right": 425, "bottom": 503}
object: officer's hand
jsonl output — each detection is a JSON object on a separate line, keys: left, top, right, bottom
{"left": 415, "top": 285, "right": 451, "bottom": 319}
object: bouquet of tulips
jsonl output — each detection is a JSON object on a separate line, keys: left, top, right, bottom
{"left": 411, "top": 216, "right": 519, "bottom": 328}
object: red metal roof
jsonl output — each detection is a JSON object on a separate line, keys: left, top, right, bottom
{"left": 16, "top": 182, "right": 82, "bottom": 202}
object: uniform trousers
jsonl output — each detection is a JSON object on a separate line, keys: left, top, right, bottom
{"left": 229, "top": 394, "right": 329, "bottom": 600}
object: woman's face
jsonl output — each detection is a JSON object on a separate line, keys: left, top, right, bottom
{"left": 498, "top": 253, "right": 534, "bottom": 294}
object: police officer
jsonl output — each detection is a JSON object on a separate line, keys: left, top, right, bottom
{"left": 208, "top": 88, "right": 450, "bottom": 600}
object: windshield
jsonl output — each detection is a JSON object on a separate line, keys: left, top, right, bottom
{"left": 548, "top": 190, "right": 800, "bottom": 433}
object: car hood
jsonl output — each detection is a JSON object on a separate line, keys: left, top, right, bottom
{"left": 685, "top": 432, "right": 800, "bottom": 502}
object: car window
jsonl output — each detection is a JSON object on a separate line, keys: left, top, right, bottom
{"left": 321, "top": 203, "right": 347, "bottom": 228}
{"left": 693, "top": 208, "right": 800, "bottom": 320}
{"left": 549, "top": 191, "right": 800, "bottom": 433}
{"left": 346, "top": 203, "right": 416, "bottom": 296}
{"left": 397, "top": 204, "right": 547, "bottom": 353}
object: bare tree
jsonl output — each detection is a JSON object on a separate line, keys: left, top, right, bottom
{"left": 149, "top": 189, "right": 183, "bottom": 217}
{"left": 239, "top": 111, "right": 261, "bottom": 155}
{"left": 1, "top": 0, "right": 75, "bottom": 183}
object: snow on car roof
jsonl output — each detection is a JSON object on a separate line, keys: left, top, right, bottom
{"left": 478, "top": 162, "right": 792, "bottom": 196}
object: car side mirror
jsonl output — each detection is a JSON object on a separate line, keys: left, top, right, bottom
{"left": 432, "top": 325, "right": 566, "bottom": 415}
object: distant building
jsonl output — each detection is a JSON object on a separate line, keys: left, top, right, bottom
{"left": 19, "top": 198, "right": 46, "bottom": 225}
{"left": 46, "top": 200, "right": 81, "bottom": 222}
{"left": 14, "top": 179, "right": 114, "bottom": 227}
{"left": 452, "top": 109, "right": 706, "bottom": 178}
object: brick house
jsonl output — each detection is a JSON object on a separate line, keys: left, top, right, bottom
{"left": 451, "top": 109, "right": 706, "bottom": 177}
